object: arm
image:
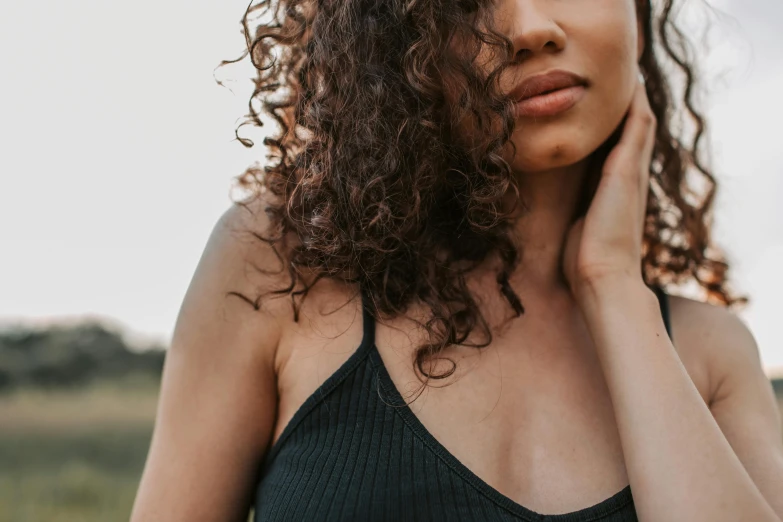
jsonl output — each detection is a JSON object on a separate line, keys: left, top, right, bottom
{"left": 578, "top": 279, "right": 783, "bottom": 522}
{"left": 562, "top": 66, "right": 782, "bottom": 521}
{"left": 678, "top": 294, "right": 783, "bottom": 518}
{"left": 130, "top": 199, "right": 289, "bottom": 522}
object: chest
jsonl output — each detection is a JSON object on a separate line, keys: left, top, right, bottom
{"left": 374, "top": 322, "right": 633, "bottom": 514}
{"left": 271, "top": 303, "right": 711, "bottom": 516}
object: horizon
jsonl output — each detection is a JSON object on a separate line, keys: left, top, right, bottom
{"left": 2, "top": 309, "right": 783, "bottom": 381}
{"left": 1, "top": 0, "right": 782, "bottom": 375}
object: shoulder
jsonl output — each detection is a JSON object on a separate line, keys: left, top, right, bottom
{"left": 131, "top": 195, "right": 300, "bottom": 520}
{"left": 667, "top": 292, "right": 763, "bottom": 406}
{"left": 172, "top": 194, "right": 301, "bottom": 377}
{"left": 667, "top": 292, "right": 783, "bottom": 518}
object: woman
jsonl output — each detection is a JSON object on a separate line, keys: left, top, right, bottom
{"left": 131, "top": 0, "right": 783, "bottom": 520}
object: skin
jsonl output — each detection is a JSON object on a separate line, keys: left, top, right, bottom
{"left": 564, "top": 77, "right": 783, "bottom": 520}
{"left": 131, "top": 1, "right": 783, "bottom": 520}
{"left": 493, "top": 0, "right": 640, "bottom": 174}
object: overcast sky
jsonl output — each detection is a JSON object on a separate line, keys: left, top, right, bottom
{"left": 1, "top": 0, "right": 781, "bottom": 375}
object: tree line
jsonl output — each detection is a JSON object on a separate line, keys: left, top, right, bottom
{"left": 0, "top": 320, "right": 781, "bottom": 399}
{"left": 0, "top": 321, "right": 165, "bottom": 391}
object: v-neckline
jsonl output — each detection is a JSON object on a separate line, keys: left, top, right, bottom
{"left": 367, "top": 344, "right": 635, "bottom": 521}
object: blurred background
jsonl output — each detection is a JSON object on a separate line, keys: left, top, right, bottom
{"left": 1, "top": 0, "right": 781, "bottom": 520}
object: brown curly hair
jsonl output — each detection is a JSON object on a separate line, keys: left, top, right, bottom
{"left": 216, "top": 0, "right": 748, "bottom": 384}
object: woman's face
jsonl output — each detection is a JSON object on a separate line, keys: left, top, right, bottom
{"left": 481, "top": 0, "right": 645, "bottom": 173}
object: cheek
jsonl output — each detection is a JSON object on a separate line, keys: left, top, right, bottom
{"left": 579, "top": 40, "right": 637, "bottom": 154}
{"left": 506, "top": 10, "right": 639, "bottom": 172}
{"left": 575, "top": 0, "right": 639, "bottom": 73}
{"left": 579, "top": 10, "right": 639, "bottom": 132}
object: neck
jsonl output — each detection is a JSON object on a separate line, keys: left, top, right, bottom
{"left": 505, "top": 156, "right": 592, "bottom": 297}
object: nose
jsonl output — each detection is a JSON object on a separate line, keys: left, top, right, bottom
{"left": 507, "top": 1, "right": 566, "bottom": 60}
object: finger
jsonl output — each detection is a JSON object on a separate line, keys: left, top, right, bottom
{"left": 636, "top": 77, "right": 657, "bottom": 166}
{"left": 623, "top": 81, "right": 655, "bottom": 222}
{"left": 602, "top": 77, "right": 656, "bottom": 233}
{"left": 634, "top": 82, "right": 656, "bottom": 231}
{"left": 616, "top": 81, "right": 657, "bottom": 165}
{"left": 604, "top": 82, "right": 656, "bottom": 192}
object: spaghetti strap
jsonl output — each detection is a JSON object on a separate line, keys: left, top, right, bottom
{"left": 651, "top": 284, "right": 672, "bottom": 340}
{"left": 359, "top": 286, "right": 376, "bottom": 350}
{"left": 257, "top": 284, "right": 641, "bottom": 520}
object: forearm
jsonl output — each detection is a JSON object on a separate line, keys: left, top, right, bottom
{"left": 577, "top": 277, "right": 779, "bottom": 522}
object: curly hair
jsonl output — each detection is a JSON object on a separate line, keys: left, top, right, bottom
{"left": 216, "top": 0, "right": 748, "bottom": 386}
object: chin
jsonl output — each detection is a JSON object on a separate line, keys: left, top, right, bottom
{"left": 506, "top": 135, "right": 594, "bottom": 173}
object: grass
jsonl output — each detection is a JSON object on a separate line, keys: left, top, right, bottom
{"left": 0, "top": 380, "right": 158, "bottom": 522}
{"left": 0, "top": 380, "right": 781, "bottom": 522}
{"left": 0, "top": 428, "right": 153, "bottom": 522}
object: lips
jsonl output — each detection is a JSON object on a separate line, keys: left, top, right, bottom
{"left": 509, "top": 69, "right": 588, "bottom": 102}
{"left": 509, "top": 69, "right": 588, "bottom": 118}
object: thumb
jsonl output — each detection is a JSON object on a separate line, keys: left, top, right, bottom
{"left": 562, "top": 217, "right": 585, "bottom": 289}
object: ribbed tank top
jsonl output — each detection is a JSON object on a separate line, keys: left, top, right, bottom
{"left": 254, "top": 285, "right": 673, "bottom": 521}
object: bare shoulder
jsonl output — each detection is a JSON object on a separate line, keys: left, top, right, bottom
{"left": 131, "top": 194, "right": 298, "bottom": 522}
{"left": 667, "top": 292, "right": 764, "bottom": 407}
{"left": 667, "top": 293, "right": 783, "bottom": 518}
{"left": 210, "top": 195, "right": 299, "bottom": 322}
{"left": 172, "top": 195, "right": 298, "bottom": 366}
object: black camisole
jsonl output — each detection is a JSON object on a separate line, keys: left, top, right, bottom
{"left": 254, "top": 285, "right": 673, "bottom": 521}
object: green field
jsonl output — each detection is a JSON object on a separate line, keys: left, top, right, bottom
{"left": 1, "top": 380, "right": 781, "bottom": 522}
{"left": 0, "top": 381, "right": 158, "bottom": 522}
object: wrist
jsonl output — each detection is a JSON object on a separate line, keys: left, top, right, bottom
{"left": 574, "top": 276, "right": 662, "bottom": 359}
{"left": 574, "top": 273, "right": 654, "bottom": 310}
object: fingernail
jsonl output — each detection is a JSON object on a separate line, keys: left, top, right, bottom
{"left": 638, "top": 71, "right": 646, "bottom": 85}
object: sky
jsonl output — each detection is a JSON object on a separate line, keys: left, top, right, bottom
{"left": 1, "top": 0, "right": 781, "bottom": 375}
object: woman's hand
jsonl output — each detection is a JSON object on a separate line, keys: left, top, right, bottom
{"left": 562, "top": 68, "right": 657, "bottom": 302}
